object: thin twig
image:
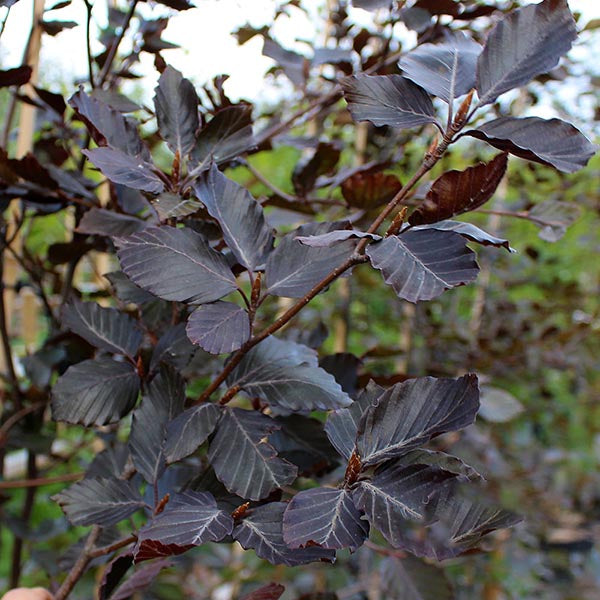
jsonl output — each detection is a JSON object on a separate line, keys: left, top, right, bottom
{"left": 88, "top": 534, "right": 137, "bottom": 558}
{"left": 0, "top": 472, "right": 83, "bottom": 490}
{"left": 0, "top": 402, "right": 45, "bottom": 446}
{"left": 83, "top": 0, "right": 95, "bottom": 88}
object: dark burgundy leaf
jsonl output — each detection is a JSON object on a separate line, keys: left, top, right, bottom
{"left": 356, "top": 374, "right": 480, "bottom": 466}
{"left": 115, "top": 226, "right": 237, "bottom": 303}
{"left": 296, "top": 229, "right": 381, "bottom": 248}
{"left": 89, "top": 89, "right": 140, "bottom": 112}
{"left": 283, "top": 487, "right": 369, "bottom": 551}
{"left": 154, "top": 65, "right": 199, "bottom": 157}
{"left": 341, "top": 170, "right": 402, "bottom": 210}
{"left": 136, "top": 491, "right": 233, "bottom": 554}
{"left": 292, "top": 142, "right": 341, "bottom": 196}
{"left": 110, "top": 559, "right": 172, "bottom": 600}
{"left": 53, "top": 477, "right": 144, "bottom": 526}
{"left": 476, "top": 0, "right": 577, "bottom": 105}
{"left": 233, "top": 502, "right": 336, "bottom": 566}
{"left": 0, "top": 65, "right": 32, "bottom": 87}
{"left": 190, "top": 105, "right": 254, "bottom": 171}
{"left": 319, "top": 352, "right": 361, "bottom": 396}
{"left": 129, "top": 366, "right": 185, "bottom": 484}
{"left": 464, "top": 117, "right": 597, "bottom": 173}
{"left": 412, "top": 221, "right": 513, "bottom": 251}
{"left": 312, "top": 47, "right": 355, "bottom": 67}
{"left": 241, "top": 583, "right": 285, "bottom": 600}
{"left": 270, "top": 414, "right": 339, "bottom": 473}
{"left": 193, "top": 164, "right": 273, "bottom": 270}
{"left": 134, "top": 539, "right": 193, "bottom": 563}
{"left": 415, "top": 0, "right": 460, "bottom": 16}
{"left": 398, "top": 449, "right": 483, "bottom": 482}
{"left": 6, "top": 152, "right": 58, "bottom": 189}
{"left": 528, "top": 199, "right": 580, "bottom": 242}
{"left": 164, "top": 403, "right": 221, "bottom": 463}
{"left": 153, "top": 192, "right": 201, "bottom": 220}
{"left": 399, "top": 32, "right": 481, "bottom": 102}
{"left": 40, "top": 19, "right": 77, "bottom": 36}
{"left": 263, "top": 38, "right": 307, "bottom": 87}
{"left": 409, "top": 153, "right": 508, "bottom": 225}
{"left": 106, "top": 271, "right": 156, "bottom": 305}
{"left": 83, "top": 147, "right": 164, "bottom": 193}
{"left": 424, "top": 487, "right": 521, "bottom": 559}
{"left": 366, "top": 229, "right": 479, "bottom": 302}
{"left": 51, "top": 358, "right": 140, "bottom": 426}
{"left": 153, "top": 0, "right": 194, "bottom": 9}
{"left": 208, "top": 407, "right": 297, "bottom": 500}
{"left": 61, "top": 298, "right": 143, "bottom": 357}
{"left": 380, "top": 555, "right": 454, "bottom": 600}
{"left": 77, "top": 207, "right": 149, "bottom": 237}
{"left": 266, "top": 222, "right": 355, "bottom": 298}
{"left": 186, "top": 301, "right": 250, "bottom": 354}
{"left": 227, "top": 336, "right": 351, "bottom": 412}
{"left": 353, "top": 463, "right": 456, "bottom": 549}
{"left": 33, "top": 86, "right": 66, "bottom": 115}
{"left": 342, "top": 74, "right": 438, "bottom": 129}
{"left": 150, "top": 323, "right": 196, "bottom": 372}
{"left": 99, "top": 554, "right": 133, "bottom": 600}
{"left": 86, "top": 444, "right": 130, "bottom": 480}
{"left": 69, "top": 88, "right": 151, "bottom": 160}
{"left": 324, "top": 381, "right": 383, "bottom": 460}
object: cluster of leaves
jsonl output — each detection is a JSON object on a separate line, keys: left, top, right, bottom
{"left": 0, "top": 0, "right": 597, "bottom": 597}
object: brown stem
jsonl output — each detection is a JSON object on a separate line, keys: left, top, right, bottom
{"left": 88, "top": 534, "right": 137, "bottom": 559}
{"left": 0, "top": 402, "right": 45, "bottom": 446}
{"left": 0, "top": 472, "right": 83, "bottom": 490}
{"left": 54, "top": 526, "right": 101, "bottom": 600}
{"left": 83, "top": 0, "right": 95, "bottom": 88}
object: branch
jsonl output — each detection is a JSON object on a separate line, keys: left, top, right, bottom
{"left": 0, "top": 472, "right": 83, "bottom": 490}
{"left": 54, "top": 526, "right": 101, "bottom": 600}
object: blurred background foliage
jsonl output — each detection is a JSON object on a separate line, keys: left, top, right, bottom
{"left": 0, "top": 0, "right": 599, "bottom": 598}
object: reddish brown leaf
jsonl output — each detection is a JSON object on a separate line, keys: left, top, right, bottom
{"left": 342, "top": 171, "right": 402, "bottom": 209}
{"left": 0, "top": 65, "right": 33, "bottom": 88}
{"left": 409, "top": 153, "right": 507, "bottom": 225}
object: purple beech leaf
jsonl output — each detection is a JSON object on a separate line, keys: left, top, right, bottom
{"left": 399, "top": 32, "right": 481, "bottom": 102}
{"left": 380, "top": 556, "right": 454, "bottom": 600}
{"left": 86, "top": 444, "right": 130, "bottom": 480}
{"left": 352, "top": 0, "right": 392, "bottom": 9}
{"left": 110, "top": 559, "right": 172, "bottom": 600}
{"left": 353, "top": 463, "right": 456, "bottom": 550}
{"left": 227, "top": 336, "right": 352, "bottom": 412}
{"left": 153, "top": 0, "right": 194, "bottom": 10}
{"left": 319, "top": 352, "right": 362, "bottom": 396}
{"left": 129, "top": 366, "right": 185, "bottom": 484}
{"left": 366, "top": 229, "right": 479, "bottom": 303}
{"left": 342, "top": 74, "right": 439, "bottom": 129}
{"left": 283, "top": 487, "right": 369, "bottom": 551}
{"left": 476, "top": 0, "right": 577, "bottom": 106}
{"left": 193, "top": 164, "right": 274, "bottom": 270}
{"left": 0, "top": 65, "right": 33, "bottom": 87}
{"left": 341, "top": 170, "right": 402, "bottom": 210}
{"left": 398, "top": 449, "right": 483, "bottom": 482}
{"left": 324, "top": 381, "right": 384, "bottom": 461}
{"left": 99, "top": 554, "right": 134, "bottom": 600}
{"left": 150, "top": 323, "right": 196, "bottom": 373}
{"left": 464, "top": 117, "right": 597, "bottom": 173}
{"left": 424, "top": 487, "right": 521, "bottom": 560}
{"left": 357, "top": 375, "right": 480, "bottom": 466}
{"left": 240, "top": 583, "right": 285, "bottom": 600}
{"left": 208, "top": 407, "right": 297, "bottom": 500}
{"left": 106, "top": 271, "right": 156, "bottom": 305}
{"left": 186, "top": 301, "right": 250, "bottom": 354}
{"left": 262, "top": 38, "right": 307, "bottom": 87}
{"left": 152, "top": 192, "right": 201, "bottom": 220}
{"left": 53, "top": 477, "right": 144, "bottom": 526}
{"left": 411, "top": 221, "right": 513, "bottom": 252}
{"left": 266, "top": 222, "right": 356, "bottom": 298}
{"left": 51, "top": 358, "right": 140, "bottom": 426}
{"left": 76, "top": 207, "right": 150, "bottom": 237}
{"left": 292, "top": 142, "right": 341, "bottom": 196}
{"left": 409, "top": 153, "right": 508, "bottom": 225}
{"left": 528, "top": 199, "right": 581, "bottom": 242}
{"left": 296, "top": 230, "right": 381, "bottom": 248}
{"left": 190, "top": 105, "right": 255, "bottom": 172}
{"left": 89, "top": 89, "right": 140, "bottom": 113}
{"left": 164, "top": 403, "right": 221, "bottom": 463}
{"left": 82, "top": 147, "right": 164, "bottom": 194}
{"left": 61, "top": 298, "right": 143, "bottom": 358}
{"left": 233, "top": 502, "right": 336, "bottom": 566}
{"left": 34, "top": 85, "right": 66, "bottom": 116}
{"left": 154, "top": 65, "right": 199, "bottom": 157}
{"left": 115, "top": 226, "right": 237, "bottom": 303}
{"left": 69, "top": 88, "right": 151, "bottom": 160}
{"left": 270, "top": 415, "right": 340, "bottom": 473}
{"left": 135, "top": 491, "right": 233, "bottom": 554}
